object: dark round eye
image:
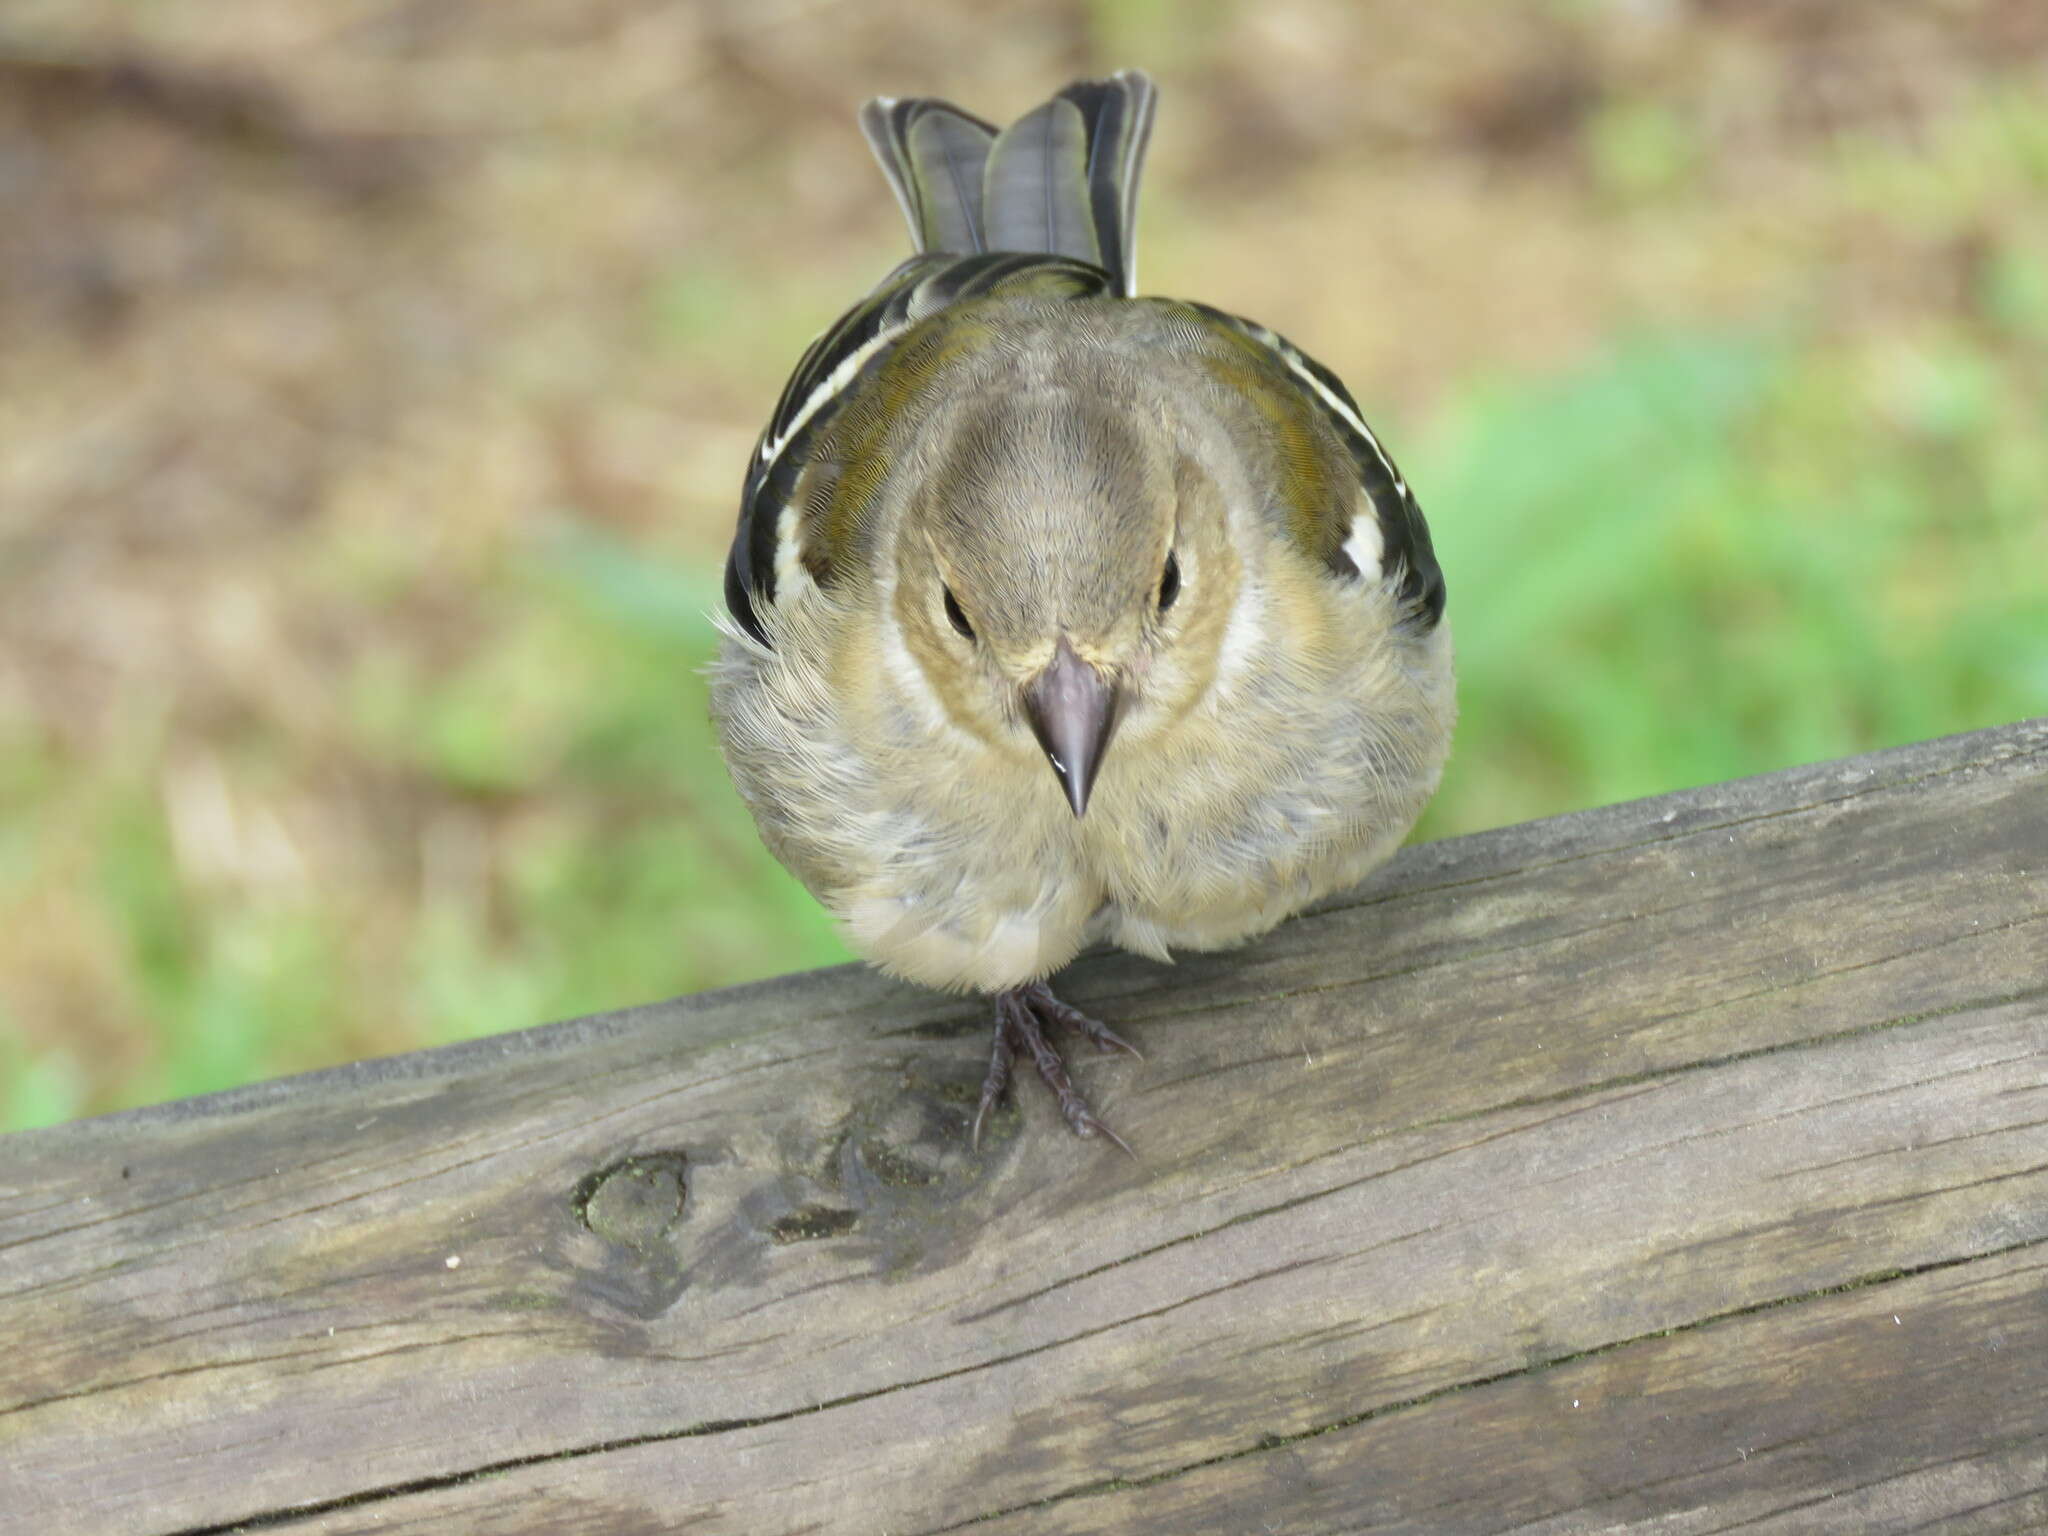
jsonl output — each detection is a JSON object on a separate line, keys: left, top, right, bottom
{"left": 943, "top": 585, "right": 976, "bottom": 640}
{"left": 1158, "top": 552, "right": 1181, "bottom": 613}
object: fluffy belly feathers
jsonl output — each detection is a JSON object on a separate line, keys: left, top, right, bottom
{"left": 712, "top": 615, "right": 1452, "bottom": 995}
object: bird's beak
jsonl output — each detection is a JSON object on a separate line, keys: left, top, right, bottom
{"left": 1022, "top": 638, "right": 1121, "bottom": 817}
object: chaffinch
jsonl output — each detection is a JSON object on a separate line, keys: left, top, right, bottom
{"left": 712, "top": 70, "right": 1453, "bottom": 1149}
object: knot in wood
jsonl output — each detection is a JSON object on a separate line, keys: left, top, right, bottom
{"left": 576, "top": 1152, "right": 687, "bottom": 1255}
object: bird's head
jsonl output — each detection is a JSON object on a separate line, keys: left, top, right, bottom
{"left": 892, "top": 386, "right": 1238, "bottom": 816}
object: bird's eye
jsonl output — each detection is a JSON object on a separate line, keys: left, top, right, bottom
{"left": 1158, "top": 552, "right": 1181, "bottom": 613}
{"left": 943, "top": 585, "right": 976, "bottom": 640}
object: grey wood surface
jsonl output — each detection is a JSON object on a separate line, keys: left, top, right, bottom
{"left": 3, "top": 719, "right": 2045, "bottom": 1536}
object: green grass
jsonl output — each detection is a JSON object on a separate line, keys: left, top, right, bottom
{"left": 1415, "top": 317, "right": 2047, "bottom": 837}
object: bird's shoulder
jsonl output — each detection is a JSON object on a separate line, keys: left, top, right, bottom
{"left": 1132, "top": 299, "right": 1444, "bottom": 629}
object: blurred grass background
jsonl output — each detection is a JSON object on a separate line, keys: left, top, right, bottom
{"left": 2, "top": 0, "right": 2045, "bottom": 1131}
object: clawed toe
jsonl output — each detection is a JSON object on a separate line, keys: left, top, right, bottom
{"left": 1020, "top": 981, "right": 1143, "bottom": 1059}
{"left": 970, "top": 1016, "right": 1018, "bottom": 1150}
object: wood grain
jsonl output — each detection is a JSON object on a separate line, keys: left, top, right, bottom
{"left": 2, "top": 719, "right": 2044, "bottom": 1535}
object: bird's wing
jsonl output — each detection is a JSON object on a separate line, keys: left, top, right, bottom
{"left": 1169, "top": 300, "right": 1446, "bottom": 630}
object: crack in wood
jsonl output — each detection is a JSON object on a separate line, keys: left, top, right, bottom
{"left": 1124, "top": 898, "right": 2047, "bottom": 1042}
{"left": 150, "top": 1234, "right": 2048, "bottom": 1536}
{"left": 958, "top": 983, "right": 2048, "bottom": 1324}
{"left": 921, "top": 1234, "right": 2048, "bottom": 1534}
{"left": 1782, "top": 1112, "right": 2048, "bottom": 1180}
{"left": 1678, "top": 1433, "right": 2048, "bottom": 1535}
{"left": 1887, "top": 1477, "right": 2048, "bottom": 1536}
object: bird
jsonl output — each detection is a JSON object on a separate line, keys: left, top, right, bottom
{"left": 710, "top": 70, "right": 1453, "bottom": 1150}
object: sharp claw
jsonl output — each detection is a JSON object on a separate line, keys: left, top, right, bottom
{"left": 1074, "top": 1113, "right": 1136, "bottom": 1157}
{"left": 1073, "top": 1018, "right": 1144, "bottom": 1059}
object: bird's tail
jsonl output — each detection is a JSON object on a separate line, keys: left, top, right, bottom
{"left": 858, "top": 70, "right": 1158, "bottom": 297}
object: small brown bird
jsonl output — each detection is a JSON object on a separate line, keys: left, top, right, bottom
{"left": 712, "top": 71, "right": 1453, "bottom": 1147}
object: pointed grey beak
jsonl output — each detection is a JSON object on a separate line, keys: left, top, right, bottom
{"left": 1022, "top": 638, "right": 1121, "bottom": 817}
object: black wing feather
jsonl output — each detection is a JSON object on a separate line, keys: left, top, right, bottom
{"left": 1182, "top": 301, "right": 1445, "bottom": 630}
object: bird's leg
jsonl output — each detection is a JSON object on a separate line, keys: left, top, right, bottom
{"left": 971, "top": 985, "right": 1135, "bottom": 1153}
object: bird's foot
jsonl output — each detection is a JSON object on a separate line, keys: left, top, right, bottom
{"left": 972, "top": 983, "right": 1137, "bottom": 1153}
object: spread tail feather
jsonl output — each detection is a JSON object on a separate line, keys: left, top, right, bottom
{"left": 858, "top": 96, "right": 999, "bottom": 256}
{"left": 859, "top": 70, "right": 1158, "bottom": 296}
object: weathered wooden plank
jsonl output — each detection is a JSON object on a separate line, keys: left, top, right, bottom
{"left": 1, "top": 719, "right": 2043, "bottom": 1535}
{"left": 965, "top": 1242, "right": 2048, "bottom": 1535}
{"left": 251, "top": 999, "right": 2048, "bottom": 1535}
